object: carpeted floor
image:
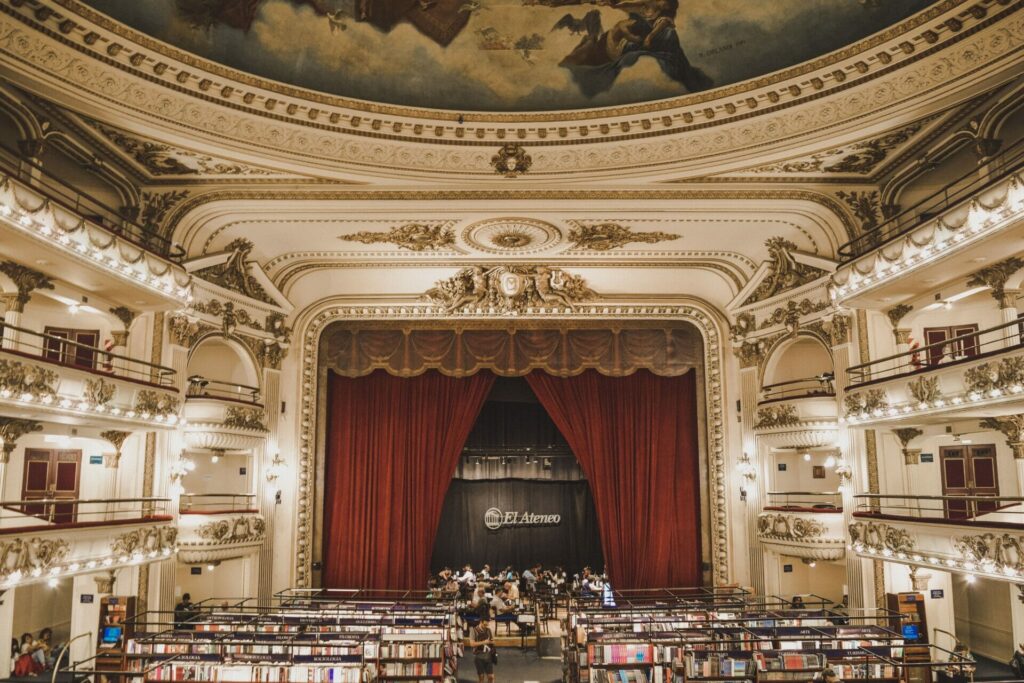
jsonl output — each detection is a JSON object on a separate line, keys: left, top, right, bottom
{"left": 456, "top": 641, "right": 563, "bottom": 683}
{"left": 972, "top": 653, "right": 1015, "bottom": 681}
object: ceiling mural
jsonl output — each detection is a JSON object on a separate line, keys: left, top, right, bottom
{"left": 80, "top": 0, "right": 934, "bottom": 112}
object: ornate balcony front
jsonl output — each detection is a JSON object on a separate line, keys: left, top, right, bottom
{"left": 0, "top": 148, "right": 190, "bottom": 309}
{"left": 843, "top": 319, "right": 1024, "bottom": 427}
{"left": 757, "top": 492, "right": 846, "bottom": 561}
{"left": 183, "top": 377, "right": 267, "bottom": 451}
{"left": 849, "top": 494, "right": 1024, "bottom": 584}
{"left": 177, "top": 502, "right": 265, "bottom": 563}
{"left": 832, "top": 141, "right": 1024, "bottom": 309}
{"left": 754, "top": 376, "right": 838, "bottom": 449}
{"left": 0, "top": 325, "right": 181, "bottom": 428}
{"left": 0, "top": 497, "right": 176, "bottom": 589}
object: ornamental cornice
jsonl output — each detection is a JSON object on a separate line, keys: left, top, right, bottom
{"left": 292, "top": 299, "right": 730, "bottom": 589}
{"left": 181, "top": 514, "right": 266, "bottom": 548}
{"left": 1, "top": 1, "right": 1018, "bottom": 178}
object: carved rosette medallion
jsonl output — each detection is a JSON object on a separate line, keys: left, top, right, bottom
{"left": 461, "top": 219, "right": 562, "bottom": 255}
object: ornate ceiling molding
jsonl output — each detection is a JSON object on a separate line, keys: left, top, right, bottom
{"left": 0, "top": 0, "right": 1017, "bottom": 178}
{"left": 292, "top": 298, "right": 731, "bottom": 589}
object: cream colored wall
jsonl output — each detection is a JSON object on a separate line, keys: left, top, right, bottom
{"left": 174, "top": 556, "right": 253, "bottom": 605}
{"left": 11, "top": 581, "right": 73, "bottom": 645}
{"left": 187, "top": 339, "right": 260, "bottom": 388}
{"left": 952, "top": 575, "right": 1015, "bottom": 661}
{"left": 764, "top": 338, "right": 833, "bottom": 386}
{"left": 775, "top": 556, "right": 846, "bottom": 604}
{"left": 769, "top": 451, "right": 842, "bottom": 494}
{"left": 183, "top": 452, "right": 253, "bottom": 497}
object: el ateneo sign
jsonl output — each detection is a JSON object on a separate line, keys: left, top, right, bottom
{"left": 484, "top": 506, "right": 561, "bottom": 530}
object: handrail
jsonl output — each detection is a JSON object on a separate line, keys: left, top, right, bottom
{"left": 186, "top": 375, "right": 261, "bottom": 403}
{"left": 0, "top": 141, "right": 182, "bottom": 260}
{"left": 847, "top": 315, "right": 1022, "bottom": 386}
{"left": 764, "top": 491, "right": 843, "bottom": 512}
{"left": 0, "top": 497, "right": 171, "bottom": 526}
{"left": 854, "top": 493, "right": 1024, "bottom": 524}
{"left": 0, "top": 322, "right": 176, "bottom": 386}
{"left": 180, "top": 493, "right": 257, "bottom": 513}
{"left": 0, "top": 496, "right": 170, "bottom": 506}
{"left": 759, "top": 374, "right": 835, "bottom": 402}
{"left": 837, "top": 135, "right": 1024, "bottom": 261}
{"left": 52, "top": 630, "right": 92, "bottom": 683}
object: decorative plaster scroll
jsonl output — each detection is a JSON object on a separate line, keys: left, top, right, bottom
{"left": 744, "top": 238, "right": 828, "bottom": 305}
{"left": 567, "top": 222, "right": 679, "bottom": 251}
{"left": 110, "top": 525, "right": 177, "bottom": 558}
{"left": 0, "top": 537, "right": 69, "bottom": 577}
{"left": 954, "top": 532, "right": 1024, "bottom": 572}
{"left": 0, "top": 358, "right": 59, "bottom": 402}
{"left": 338, "top": 224, "right": 455, "bottom": 252}
{"left": 754, "top": 404, "right": 800, "bottom": 430}
{"left": 849, "top": 520, "right": 916, "bottom": 554}
{"left": 194, "top": 239, "right": 275, "bottom": 305}
{"left": 188, "top": 515, "right": 266, "bottom": 546}
{"left": 423, "top": 265, "right": 593, "bottom": 313}
{"left": 757, "top": 513, "right": 826, "bottom": 541}
{"left": 223, "top": 406, "right": 269, "bottom": 432}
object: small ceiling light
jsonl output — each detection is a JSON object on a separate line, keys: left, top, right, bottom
{"left": 802, "top": 453, "right": 811, "bottom": 462}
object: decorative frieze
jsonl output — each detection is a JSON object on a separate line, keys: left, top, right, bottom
{"left": 423, "top": 265, "right": 593, "bottom": 313}
{"left": 134, "top": 390, "right": 181, "bottom": 420}
{"left": 907, "top": 376, "right": 941, "bottom": 405}
{"left": 0, "top": 537, "right": 70, "bottom": 578}
{"left": 757, "top": 513, "right": 826, "bottom": 541}
{"left": 223, "top": 407, "right": 269, "bottom": 432}
{"left": 193, "top": 515, "right": 266, "bottom": 545}
{"left": 567, "top": 223, "right": 679, "bottom": 251}
{"left": 84, "top": 377, "right": 117, "bottom": 407}
{"left": 110, "top": 526, "right": 178, "bottom": 559}
{"left": 844, "top": 389, "right": 889, "bottom": 417}
{"left": 760, "top": 299, "right": 832, "bottom": 332}
{"left": 491, "top": 143, "right": 531, "bottom": 178}
{"left": 849, "top": 521, "right": 916, "bottom": 555}
{"left": 338, "top": 223, "right": 455, "bottom": 252}
{"left": 954, "top": 533, "right": 1024, "bottom": 574}
{"left": 754, "top": 404, "right": 800, "bottom": 430}
{"left": 0, "top": 358, "right": 58, "bottom": 402}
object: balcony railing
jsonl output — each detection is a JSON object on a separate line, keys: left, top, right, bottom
{"left": 837, "top": 136, "right": 1024, "bottom": 261}
{"left": 1, "top": 322, "right": 175, "bottom": 386}
{"left": 853, "top": 494, "right": 1024, "bottom": 525}
{"left": 765, "top": 491, "right": 843, "bottom": 512}
{"left": 186, "top": 375, "right": 261, "bottom": 404}
{"left": 179, "top": 493, "right": 257, "bottom": 515}
{"left": 760, "top": 374, "right": 835, "bottom": 403}
{"left": 0, "top": 496, "right": 171, "bottom": 529}
{"left": 848, "top": 317, "right": 1022, "bottom": 386}
{"left": 0, "top": 142, "right": 182, "bottom": 260}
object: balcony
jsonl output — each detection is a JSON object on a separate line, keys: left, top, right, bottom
{"left": 0, "top": 324, "right": 181, "bottom": 428}
{"left": 843, "top": 318, "right": 1024, "bottom": 426}
{"left": 183, "top": 376, "right": 267, "bottom": 451}
{"left": 0, "top": 144, "right": 190, "bottom": 308}
{"left": 0, "top": 497, "right": 176, "bottom": 589}
{"left": 757, "top": 492, "right": 846, "bottom": 561}
{"left": 849, "top": 494, "right": 1024, "bottom": 583}
{"left": 832, "top": 140, "right": 1024, "bottom": 308}
{"left": 754, "top": 375, "right": 838, "bottom": 448}
{"left": 178, "top": 497, "right": 265, "bottom": 563}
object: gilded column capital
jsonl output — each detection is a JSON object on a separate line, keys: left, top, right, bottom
{"left": 0, "top": 418, "right": 43, "bottom": 463}
{"left": 967, "top": 257, "right": 1024, "bottom": 307}
{"left": 0, "top": 261, "right": 54, "bottom": 312}
{"left": 885, "top": 304, "right": 913, "bottom": 329}
{"left": 894, "top": 328, "right": 911, "bottom": 345}
{"left": 980, "top": 415, "right": 1024, "bottom": 459}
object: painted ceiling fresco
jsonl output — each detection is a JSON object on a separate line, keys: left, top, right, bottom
{"left": 79, "top": 0, "right": 935, "bottom": 112}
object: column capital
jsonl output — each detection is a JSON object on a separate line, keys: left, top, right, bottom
{"left": 894, "top": 328, "right": 912, "bottom": 345}
{"left": 980, "top": 415, "right": 1024, "bottom": 459}
{"left": 0, "top": 418, "right": 43, "bottom": 464}
{"left": 885, "top": 304, "right": 913, "bottom": 329}
{"left": 0, "top": 261, "right": 54, "bottom": 312}
{"left": 93, "top": 571, "right": 117, "bottom": 595}
{"left": 967, "top": 257, "right": 1024, "bottom": 306}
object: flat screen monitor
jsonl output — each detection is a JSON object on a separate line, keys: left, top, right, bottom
{"left": 901, "top": 624, "right": 920, "bottom": 641}
{"left": 101, "top": 626, "right": 122, "bottom": 644}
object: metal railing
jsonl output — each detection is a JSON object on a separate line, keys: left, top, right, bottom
{"left": 0, "top": 496, "right": 170, "bottom": 527}
{"left": 848, "top": 316, "right": 1023, "bottom": 386}
{"left": 186, "top": 375, "right": 261, "bottom": 404}
{"left": 0, "top": 322, "right": 176, "bottom": 386}
{"left": 0, "top": 141, "right": 182, "bottom": 260}
{"left": 854, "top": 493, "right": 1024, "bottom": 525}
{"left": 759, "top": 374, "right": 835, "bottom": 403}
{"left": 765, "top": 491, "right": 843, "bottom": 511}
{"left": 179, "top": 493, "right": 257, "bottom": 514}
{"left": 838, "top": 136, "right": 1024, "bottom": 261}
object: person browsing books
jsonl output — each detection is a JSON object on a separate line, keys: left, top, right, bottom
{"left": 470, "top": 605, "right": 496, "bottom": 683}
{"left": 815, "top": 668, "right": 841, "bottom": 683}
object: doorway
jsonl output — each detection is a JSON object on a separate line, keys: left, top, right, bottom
{"left": 20, "top": 449, "right": 82, "bottom": 523}
{"left": 940, "top": 444, "right": 998, "bottom": 519}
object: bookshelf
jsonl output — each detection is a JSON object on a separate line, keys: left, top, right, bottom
{"left": 95, "top": 595, "right": 136, "bottom": 681}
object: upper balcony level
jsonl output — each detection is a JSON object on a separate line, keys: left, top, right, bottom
{"left": 0, "top": 144, "right": 190, "bottom": 309}
{"left": 849, "top": 494, "right": 1024, "bottom": 584}
{"left": 178, "top": 494, "right": 265, "bottom": 564}
{"left": 754, "top": 374, "right": 839, "bottom": 449}
{"left": 0, "top": 496, "right": 176, "bottom": 589}
{"left": 843, "top": 318, "right": 1024, "bottom": 426}
{"left": 183, "top": 375, "right": 267, "bottom": 451}
{"left": 758, "top": 492, "right": 846, "bottom": 561}
{"left": 0, "top": 323, "right": 181, "bottom": 428}
{"left": 832, "top": 140, "right": 1024, "bottom": 309}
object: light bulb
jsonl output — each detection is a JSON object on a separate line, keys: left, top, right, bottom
{"left": 802, "top": 453, "right": 811, "bottom": 462}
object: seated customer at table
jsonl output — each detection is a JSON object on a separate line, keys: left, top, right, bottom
{"left": 503, "top": 581, "right": 520, "bottom": 603}
{"left": 470, "top": 587, "right": 488, "bottom": 609}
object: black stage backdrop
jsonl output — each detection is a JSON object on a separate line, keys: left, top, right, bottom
{"left": 431, "top": 479, "right": 603, "bottom": 573}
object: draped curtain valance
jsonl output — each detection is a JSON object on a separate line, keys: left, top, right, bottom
{"left": 320, "top": 322, "right": 703, "bottom": 378}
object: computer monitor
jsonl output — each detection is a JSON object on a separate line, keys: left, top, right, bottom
{"left": 101, "top": 626, "right": 122, "bottom": 645}
{"left": 901, "top": 624, "right": 920, "bottom": 641}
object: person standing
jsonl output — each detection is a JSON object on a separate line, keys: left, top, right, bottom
{"left": 470, "top": 605, "right": 495, "bottom": 683}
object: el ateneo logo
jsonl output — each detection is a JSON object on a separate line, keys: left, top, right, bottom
{"left": 484, "top": 507, "right": 561, "bottom": 530}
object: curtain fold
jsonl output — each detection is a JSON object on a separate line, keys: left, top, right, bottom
{"left": 323, "top": 369, "right": 495, "bottom": 589}
{"left": 525, "top": 369, "right": 701, "bottom": 589}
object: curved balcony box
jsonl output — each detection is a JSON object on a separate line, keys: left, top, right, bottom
{"left": 0, "top": 350, "right": 181, "bottom": 429}
{"left": 183, "top": 398, "right": 268, "bottom": 451}
{"left": 753, "top": 396, "right": 839, "bottom": 449}
{"left": 843, "top": 343, "right": 1024, "bottom": 427}
{"left": 0, "top": 514, "right": 176, "bottom": 590}
{"left": 177, "top": 511, "right": 266, "bottom": 563}
{"left": 756, "top": 509, "right": 846, "bottom": 561}
{"left": 849, "top": 505, "right": 1024, "bottom": 584}
{"left": 0, "top": 173, "right": 190, "bottom": 309}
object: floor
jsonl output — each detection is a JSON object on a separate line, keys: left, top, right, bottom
{"left": 457, "top": 639, "right": 563, "bottom": 683}
{"left": 972, "top": 653, "right": 1015, "bottom": 680}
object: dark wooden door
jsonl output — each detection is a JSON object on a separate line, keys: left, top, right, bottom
{"left": 42, "top": 328, "right": 99, "bottom": 370}
{"left": 940, "top": 445, "right": 999, "bottom": 519}
{"left": 20, "top": 449, "right": 81, "bottom": 523}
{"left": 924, "top": 325, "right": 979, "bottom": 366}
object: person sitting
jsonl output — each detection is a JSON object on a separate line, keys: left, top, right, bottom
{"left": 1011, "top": 642, "right": 1024, "bottom": 679}
{"left": 479, "top": 564, "right": 492, "bottom": 582}
{"left": 503, "top": 580, "right": 520, "bottom": 603}
{"left": 470, "top": 587, "right": 488, "bottom": 609}
{"left": 791, "top": 595, "right": 805, "bottom": 609}
{"left": 521, "top": 565, "right": 538, "bottom": 595}
{"left": 442, "top": 577, "right": 460, "bottom": 598}
{"left": 31, "top": 628, "right": 52, "bottom": 670}
{"left": 814, "top": 669, "right": 842, "bottom": 683}
{"left": 14, "top": 633, "right": 42, "bottom": 677}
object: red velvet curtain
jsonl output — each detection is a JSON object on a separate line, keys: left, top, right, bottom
{"left": 323, "top": 370, "right": 495, "bottom": 589}
{"left": 526, "top": 370, "right": 702, "bottom": 588}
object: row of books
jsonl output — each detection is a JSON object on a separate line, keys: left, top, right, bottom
{"left": 587, "top": 644, "right": 656, "bottom": 665}
{"left": 590, "top": 670, "right": 653, "bottom": 683}
{"left": 142, "top": 664, "right": 371, "bottom": 682}
{"left": 377, "top": 663, "right": 442, "bottom": 677}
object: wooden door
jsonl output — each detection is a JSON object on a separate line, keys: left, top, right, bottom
{"left": 923, "top": 325, "right": 979, "bottom": 366}
{"left": 42, "top": 328, "right": 99, "bottom": 370}
{"left": 20, "top": 449, "right": 81, "bottom": 523}
{"left": 940, "top": 445, "right": 999, "bottom": 519}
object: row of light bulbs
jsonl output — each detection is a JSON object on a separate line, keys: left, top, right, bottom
{"left": 0, "top": 200, "right": 191, "bottom": 301}
{"left": 842, "top": 384, "right": 1023, "bottom": 425}
{"left": 0, "top": 388, "right": 183, "bottom": 424}
{"left": 833, "top": 179, "right": 1024, "bottom": 300}
{"left": 851, "top": 542, "right": 1019, "bottom": 580}
{"left": 3, "top": 546, "right": 178, "bottom": 589}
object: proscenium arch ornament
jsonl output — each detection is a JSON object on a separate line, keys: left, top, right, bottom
{"left": 291, "top": 300, "right": 732, "bottom": 589}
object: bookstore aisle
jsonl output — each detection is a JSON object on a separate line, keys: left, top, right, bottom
{"left": 455, "top": 647, "right": 562, "bottom": 683}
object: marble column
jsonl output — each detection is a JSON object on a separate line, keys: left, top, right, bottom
{"left": 259, "top": 363, "right": 282, "bottom": 605}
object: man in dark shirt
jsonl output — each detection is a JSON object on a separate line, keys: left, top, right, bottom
{"left": 174, "top": 593, "right": 198, "bottom": 628}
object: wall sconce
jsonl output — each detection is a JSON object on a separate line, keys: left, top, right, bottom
{"left": 833, "top": 453, "right": 853, "bottom": 493}
{"left": 266, "top": 453, "right": 286, "bottom": 498}
{"left": 168, "top": 455, "right": 196, "bottom": 497}
{"left": 737, "top": 452, "right": 756, "bottom": 499}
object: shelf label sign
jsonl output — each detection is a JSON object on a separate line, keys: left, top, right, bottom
{"left": 484, "top": 507, "right": 561, "bottom": 530}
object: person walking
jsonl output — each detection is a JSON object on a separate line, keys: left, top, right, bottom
{"left": 469, "top": 605, "right": 495, "bottom": 683}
